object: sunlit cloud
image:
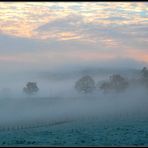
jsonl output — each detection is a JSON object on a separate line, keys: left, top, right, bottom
{"left": 125, "top": 48, "right": 148, "bottom": 63}
{"left": 0, "top": 2, "right": 147, "bottom": 69}
{"left": 0, "top": 2, "right": 147, "bottom": 38}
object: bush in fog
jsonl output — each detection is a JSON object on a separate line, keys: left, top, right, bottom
{"left": 23, "top": 82, "right": 39, "bottom": 95}
{"left": 100, "top": 74, "right": 129, "bottom": 93}
{"left": 140, "top": 67, "right": 148, "bottom": 88}
{"left": 141, "top": 67, "right": 148, "bottom": 78}
{"left": 100, "top": 81, "right": 111, "bottom": 93}
{"left": 75, "top": 75, "right": 95, "bottom": 93}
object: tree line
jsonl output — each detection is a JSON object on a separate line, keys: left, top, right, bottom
{"left": 75, "top": 67, "right": 148, "bottom": 94}
{"left": 22, "top": 67, "right": 148, "bottom": 95}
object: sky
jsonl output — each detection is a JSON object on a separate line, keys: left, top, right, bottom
{"left": 0, "top": 2, "right": 148, "bottom": 73}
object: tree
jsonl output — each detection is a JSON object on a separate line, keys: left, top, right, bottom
{"left": 141, "top": 67, "right": 148, "bottom": 78}
{"left": 100, "top": 81, "right": 112, "bottom": 93}
{"left": 140, "top": 67, "right": 148, "bottom": 88}
{"left": 75, "top": 75, "right": 95, "bottom": 93}
{"left": 110, "top": 74, "right": 129, "bottom": 92}
{"left": 23, "top": 82, "right": 39, "bottom": 95}
{"left": 100, "top": 74, "right": 129, "bottom": 93}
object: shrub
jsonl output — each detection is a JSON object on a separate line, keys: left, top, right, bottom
{"left": 23, "top": 82, "right": 39, "bottom": 95}
{"left": 75, "top": 75, "right": 95, "bottom": 93}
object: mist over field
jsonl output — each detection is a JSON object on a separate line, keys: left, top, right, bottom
{"left": 0, "top": 64, "right": 148, "bottom": 128}
{"left": 0, "top": 2, "right": 148, "bottom": 146}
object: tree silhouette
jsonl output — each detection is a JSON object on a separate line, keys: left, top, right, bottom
{"left": 100, "top": 74, "right": 129, "bottom": 93}
{"left": 23, "top": 82, "right": 39, "bottom": 95}
{"left": 75, "top": 75, "right": 95, "bottom": 93}
{"left": 141, "top": 67, "right": 148, "bottom": 79}
{"left": 141, "top": 67, "right": 148, "bottom": 88}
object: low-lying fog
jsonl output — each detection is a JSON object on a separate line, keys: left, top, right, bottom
{"left": 0, "top": 66, "right": 148, "bottom": 127}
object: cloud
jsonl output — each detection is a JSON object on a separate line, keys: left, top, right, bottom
{"left": 37, "top": 14, "right": 83, "bottom": 32}
{"left": 0, "top": 2, "right": 147, "bottom": 72}
{"left": 35, "top": 10, "right": 148, "bottom": 52}
{"left": 101, "top": 16, "right": 129, "bottom": 21}
{"left": 0, "top": 31, "right": 148, "bottom": 70}
{"left": 1, "top": 2, "right": 147, "bottom": 39}
{"left": 0, "top": 33, "right": 47, "bottom": 54}
{"left": 35, "top": 14, "right": 85, "bottom": 40}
